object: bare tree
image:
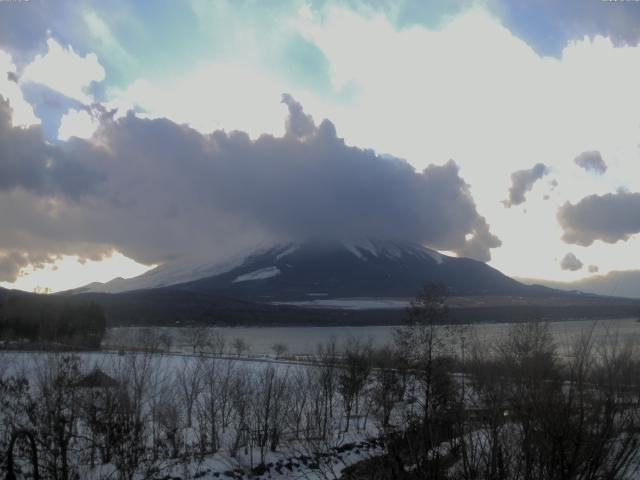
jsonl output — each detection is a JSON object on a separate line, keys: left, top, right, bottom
{"left": 106, "top": 351, "right": 163, "bottom": 480}
{"left": 207, "top": 330, "right": 226, "bottom": 356}
{"left": 314, "top": 339, "right": 340, "bottom": 440}
{"left": 181, "top": 326, "right": 210, "bottom": 354}
{"left": 393, "top": 285, "right": 461, "bottom": 477}
{"left": 227, "top": 365, "right": 252, "bottom": 458}
{"left": 154, "top": 385, "right": 184, "bottom": 458}
{"left": 231, "top": 338, "right": 249, "bottom": 357}
{"left": 251, "top": 365, "right": 290, "bottom": 464}
{"left": 176, "top": 358, "right": 202, "bottom": 429}
{"left": 30, "top": 354, "right": 84, "bottom": 480}
{"left": 271, "top": 342, "right": 288, "bottom": 359}
{"left": 370, "top": 346, "right": 406, "bottom": 433}
{"left": 196, "top": 358, "right": 235, "bottom": 454}
{"left": 338, "top": 339, "right": 371, "bottom": 432}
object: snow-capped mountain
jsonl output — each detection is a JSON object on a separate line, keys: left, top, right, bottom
{"left": 75, "top": 244, "right": 288, "bottom": 294}
{"left": 78, "top": 240, "right": 537, "bottom": 301}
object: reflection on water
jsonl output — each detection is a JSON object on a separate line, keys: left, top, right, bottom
{"left": 106, "top": 318, "right": 640, "bottom": 356}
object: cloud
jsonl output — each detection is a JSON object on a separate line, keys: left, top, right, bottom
{"left": 588, "top": 265, "right": 599, "bottom": 274}
{"left": 560, "top": 252, "right": 583, "bottom": 271}
{"left": 21, "top": 38, "right": 105, "bottom": 104}
{"left": 58, "top": 108, "right": 99, "bottom": 140}
{"left": 489, "top": 0, "right": 640, "bottom": 56}
{"left": 455, "top": 218, "right": 502, "bottom": 263}
{"left": 558, "top": 191, "right": 640, "bottom": 246}
{"left": 0, "top": 49, "right": 39, "bottom": 127}
{"left": 0, "top": 96, "right": 103, "bottom": 197}
{"left": 281, "top": 93, "right": 316, "bottom": 140}
{"left": 0, "top": 252, "right": 29, "bottom": 283}
{"left": 574, "top": 150, "right": 607, "bottom": 174}
{"left": 0, "top": 93, "right": 501, "bottom": 281}
{"left": 503, "top": 163, "right": 549, "bottom": 207}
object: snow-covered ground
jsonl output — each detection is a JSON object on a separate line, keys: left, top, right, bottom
{"left": 0, "top": 350, "right": 393, "bottom": 480}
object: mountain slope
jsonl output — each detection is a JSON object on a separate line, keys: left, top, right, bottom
{"left": 163, "top": 240, "right": 549, "bottom": 302}
{"left": 518, "top": 270, "right": 640, "bottom": 299}
{"left": 63, "top": 241, "right": 640, "bottom": 326}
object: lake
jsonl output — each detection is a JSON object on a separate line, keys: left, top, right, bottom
{"left": 105, "top": 317, "right": 640, "bottom": 356}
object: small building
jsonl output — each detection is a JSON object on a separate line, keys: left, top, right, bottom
{"left": 74, "top": 369, "right": 119, "bottom": 389}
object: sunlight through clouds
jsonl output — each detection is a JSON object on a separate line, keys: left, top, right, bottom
{"left": 58, "top": 108, "right": 99, "bottom": 141}
{"left": 0, "top": 252, "right": 153, "bottom": 293}
{"left": 22, "top": 38, "right": 105, "bottom": 104}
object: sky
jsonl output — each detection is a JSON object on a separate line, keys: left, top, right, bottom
{"left": 1, "top": 0, "right": 640, "bottom": 293}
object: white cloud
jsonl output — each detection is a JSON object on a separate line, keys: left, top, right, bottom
{"left": 0, "top": 50, "right": 39, "bottom": 127}
{"left": 22, "top": 38, "right": 105, "bottom": 104}
{"left": 58, "top": 108, "right": 99, "bottom": 141}
{"left": 106, "top": 64, "right": 291, "bottom": 138}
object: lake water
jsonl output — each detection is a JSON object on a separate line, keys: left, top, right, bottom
{"left": 105, "top": 318, "right": 640, "bottom": 356}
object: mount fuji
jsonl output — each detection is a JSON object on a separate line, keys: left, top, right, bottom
{"left": 79, "top": 240, "right": 544, "bottom": 301}
{"left": 65, "top": 240, "right": 640, "bottom": 325}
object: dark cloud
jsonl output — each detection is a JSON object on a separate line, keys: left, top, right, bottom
{"left": 455, "top": 218, "right": 501, "bottom": 263}
{"left": 0, "top": 0, "right": 89, "bottom": 68}
{"left": 0, "top": 94, "right": 500, "bottom": 281}
{"left": 588, "top": 265, "right": 599, "bottom": 274}
{"left": 281, "top": 93, "right": 316, "bottom": 140}
{"left": 560, "top": 252, "right": 583, "bottom": 271}
{"left": 0, "top": 96, "right": 103, "bottom": 197}
{"left": 489, "top": 0, "right": 640, "bottom": 56}
{"left": 357, "top": 0, "right": 640, "bottom": 57}
{"left": 0, "top": 252, "right": 29, "bottom": 283}
{"left": 503, "top": 163, "right": 548, "bottom": 208}
{"left": 558, "top": 191, "right": 640, "bottom": 246}
{"left": 574, "top": 151, "right": 607, "bottom": 174}
{"left": 0, "top": 250, "right": 67, "bottom": 283}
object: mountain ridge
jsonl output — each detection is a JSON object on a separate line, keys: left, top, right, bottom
{"left": 76, "top": 240, "right": 560, "bottom": 301}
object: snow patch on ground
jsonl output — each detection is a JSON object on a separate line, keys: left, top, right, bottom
{"left": 233, "top": 266, "right": 281, "bottom": 283}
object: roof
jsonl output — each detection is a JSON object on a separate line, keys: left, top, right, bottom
{"left": 74, "top": 369, "right": 119, "bottom": 389}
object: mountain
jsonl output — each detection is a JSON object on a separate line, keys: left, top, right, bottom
{"left": 82, "top": 240, "right": 553, "bottom": 302}
{"left": 517, "top": 270, "right": 640, "bottom": 300}
{"left": 64, "top": 240, "right": 640, "bottom": 326}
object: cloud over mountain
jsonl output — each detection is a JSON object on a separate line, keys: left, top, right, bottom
{"left": 558, "top": 191, "right": 640, "bottom": 246}
{"left": 0, "top": 93, "right": 500, "bottom": 281}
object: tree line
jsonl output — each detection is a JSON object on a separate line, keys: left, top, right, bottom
{"left": 0, "top": 294, "right": 106, "bottom": 349}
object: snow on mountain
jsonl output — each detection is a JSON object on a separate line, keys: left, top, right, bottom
{"left": 75, "top": 240, "right": 461, "bottom": 297}
{"left": 233, "top": 266, "right": 281, "bottom": 283}
{"left": 80, "top": 243, "right": 295, "bottom": 293}
{"left": 342, "top": 239, "right": 444, "bottom": 264}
